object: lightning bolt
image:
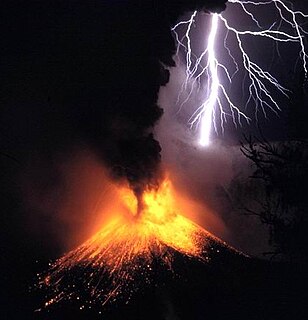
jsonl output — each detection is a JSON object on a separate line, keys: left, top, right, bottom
{"left": 199, "top": 13, "right": 220, "bottom": 146}
{"left": 172, "top": 0, "right": 308, "bottom": 146}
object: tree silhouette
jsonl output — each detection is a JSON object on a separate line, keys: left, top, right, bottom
{"left": 240, "top": 135, "right": 308, "bottom": 262}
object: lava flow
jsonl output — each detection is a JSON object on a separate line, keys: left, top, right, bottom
{"left": 39, "top": 177, "right": 232, "bottom": 309}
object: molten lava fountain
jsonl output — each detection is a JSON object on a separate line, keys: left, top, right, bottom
{"left": 39, "top": 177, "right": 234, "bottom": 309}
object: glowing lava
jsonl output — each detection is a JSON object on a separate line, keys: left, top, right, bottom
{"left": 39, "top": 177, "right": 230, "bottom": 309}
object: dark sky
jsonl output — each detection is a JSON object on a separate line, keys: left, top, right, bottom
{"left": 0, "top": 1, "right": 230, "bottom": 319}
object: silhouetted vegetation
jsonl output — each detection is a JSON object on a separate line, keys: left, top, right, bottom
{"left": 240, "top": 135, "right": 308, "bottom": 262}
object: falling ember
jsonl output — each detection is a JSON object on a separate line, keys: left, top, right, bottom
{"left": 38, "top": 177, "right": 234, "bottom": 310}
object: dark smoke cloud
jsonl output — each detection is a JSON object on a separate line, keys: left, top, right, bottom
{"left": 1, "top": 0, "right": 227, "bottom": 199}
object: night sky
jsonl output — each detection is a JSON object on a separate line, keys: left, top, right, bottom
{"left": 1, "top": 0, "right": 307, "bottom": 319}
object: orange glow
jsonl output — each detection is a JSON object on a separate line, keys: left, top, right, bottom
{"left": 40, "top": 176, "right": 231, "bottom": 308}
{"left": 84, "top": 179, "right": 205, "bottom": 266}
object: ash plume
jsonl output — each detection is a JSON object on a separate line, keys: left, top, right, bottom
{"left": 0, "top": 0, "right": 227, "bottom": 201}
{"left": 71, "top": 0, "right": 228, "bottom": 194}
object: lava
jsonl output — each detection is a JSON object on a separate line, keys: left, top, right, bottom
{"left": 39, "top": 177, "right": 231, "bottom": 309}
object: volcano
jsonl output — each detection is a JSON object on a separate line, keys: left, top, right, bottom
{"left": 38, "top": 177, "right": 242, "bottom": 312}
{"left": 32, "top": 177, "right": 307, "bottom": 320}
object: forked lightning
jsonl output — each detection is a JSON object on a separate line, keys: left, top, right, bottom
{"left": 172, "top": 0, "right": 308, "bottom": 146}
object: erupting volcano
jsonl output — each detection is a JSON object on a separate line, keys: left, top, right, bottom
{"left": 39, "top": 176, "right": 236, "bottom": 310}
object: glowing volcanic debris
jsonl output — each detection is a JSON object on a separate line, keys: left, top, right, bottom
{"left": 172, "top": 0, "right": 308, "bottom": 146}
{"left": 38, "top": 178, "right": 230, "bottom": 309}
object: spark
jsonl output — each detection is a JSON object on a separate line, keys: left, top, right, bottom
{"left": 38, "top": 177, "right": 234, "bottom": 310}
{"left": 172, "top": 0, "right": 308, "bottom": 146}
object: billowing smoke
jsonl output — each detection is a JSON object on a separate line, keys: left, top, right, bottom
{"left": 16, "top": 1, "right": 227, "bottom": 198}
{"left": 15, "top": 0, "right": 228, "bottom": 197}
{"left": 66, "top": 0, "right": 228, "bottom": 195}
